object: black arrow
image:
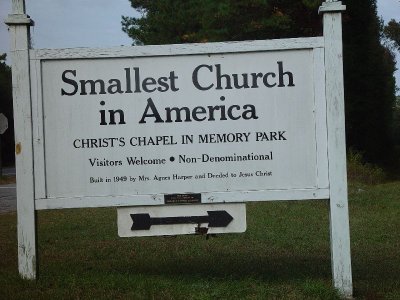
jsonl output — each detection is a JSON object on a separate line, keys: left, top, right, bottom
{"left": 130, "top": 210, "right": 233, "bottom": 230}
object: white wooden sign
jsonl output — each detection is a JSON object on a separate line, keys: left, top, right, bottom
{"left": 6, "top": 0, "right": 353, "bottom": 297}
{"left": 30, "top": 39, "right": 328, "bottom": 209}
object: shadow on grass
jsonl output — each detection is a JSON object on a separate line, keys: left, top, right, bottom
{"left": 111, "top": 253, "right": 333, "bottom": 281}
{"left": 37, "top": 233, "right": 333, "bottom": 283}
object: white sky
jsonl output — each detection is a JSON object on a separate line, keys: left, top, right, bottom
{"left": 0, "top": 0, "right": 399, "bottom": 88}
{"left": 0, "top": 0, "right": 134, "bottom": 50}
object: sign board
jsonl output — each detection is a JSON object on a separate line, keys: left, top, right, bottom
{"left": 0, "top": 113, "right": 8, "bottom": 134}
{"left": 30, "top": 38, "right": 328, "bottom": 209}
{"left": 118, "top": 204, "right": 246, "bottom": 237}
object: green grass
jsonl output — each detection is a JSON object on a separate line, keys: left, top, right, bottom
{"left": 0, "top": 182, "right": 399, "bottom": 299}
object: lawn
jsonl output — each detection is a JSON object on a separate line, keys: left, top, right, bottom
{"left": 0, "top": 182, "right": 399, "bottom": 299}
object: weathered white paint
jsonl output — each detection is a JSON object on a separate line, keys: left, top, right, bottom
{"left": 320, "top": 1, "right": 353, "bottom": 298}
{"left": 30, "top": 58, "right": 46, "bottom": 200}
{"left": 319, "top": 1, "right": 346, "bottom": 13}
{"left": 5, "top": 0, "right": 36, "bottom": 280}
{"left": 118, "top": 203, "right": 246, "bottom": 237}
{"left": 11, "top": 0, "right": 25, "bottom": 14}
{"left": 30, "top": 37, "right": 324, "bottom": 60}
{"left": 313, "top": 47, "right": 329, "bottom": 189}
{"left": 34, "top": 188, "right": 330, "bottom": 210}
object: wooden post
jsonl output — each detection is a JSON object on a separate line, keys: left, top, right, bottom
{"left": 319, "top": 1, "right": 353, "bottom": 298}
{"left": 4, "top": 0, "right": 37, "bottom": 279}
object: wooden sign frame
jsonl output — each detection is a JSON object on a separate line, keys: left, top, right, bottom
{"left": 5, "top": 0, "right": 352, "bottom": 297}
{"left": 29, "top": 37, "right": 328, "bottom": 209}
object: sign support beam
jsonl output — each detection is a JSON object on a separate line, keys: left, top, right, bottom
{"left": 320, "top": 1, "right": 353, "bottom": 298}
{"left": 5, "top": 0, "right": 37, "bottom": 280}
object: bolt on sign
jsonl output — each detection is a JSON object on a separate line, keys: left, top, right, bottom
{"left": 6, "top": 0, "right": 352, "bottom": 297}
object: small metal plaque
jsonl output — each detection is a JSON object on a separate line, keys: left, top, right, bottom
{"left": 164, "top": 193, "right": 201, "bottom": 204}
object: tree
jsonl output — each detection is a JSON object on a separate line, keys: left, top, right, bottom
{"left": 0, "top": 54, "right": 15, "bottom": 167}
{"left": 122, "top": 0, "right": 398, "bottom": 166}
{"left": 384, "top": 19, "right": 400, "bottom": 52}
{"left": 122, "top": 0, "right": 323, "bottom": 45}
{"left": 342, "top": 0, "right": 397, "bottom": 164}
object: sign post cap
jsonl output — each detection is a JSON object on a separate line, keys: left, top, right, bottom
{"left": 319, "top": 1, "right": 346, "bottom": 14}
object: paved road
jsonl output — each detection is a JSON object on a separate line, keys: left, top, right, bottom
{"left": 0, "top": 167, "right": 16, "bottom": 213}
{"left": 1, "top": 167, "right": 16, "bottom": 176}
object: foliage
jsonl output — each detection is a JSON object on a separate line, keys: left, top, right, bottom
{"left": 0, "top": 54, "right": 15, "bottom": 166}
{"left": 122, "top": 0, "right": 323, "bottom": 45}
{"left": 342, "top": 1, "right": 397, "bottom": 166}
{"left": 347, "top": 149, "right": 386, "bottom": 185}
{"left": 122, "top": 0, "right": 399, "bottom": 168}
{"left": 384, "top": 19, "right": 400, "bottom": 52}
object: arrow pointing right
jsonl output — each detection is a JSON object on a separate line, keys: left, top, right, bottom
{"left": 130, "top": 210, "right": 233, "bottom": 230}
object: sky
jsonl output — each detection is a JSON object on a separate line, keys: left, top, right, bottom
{"left": 0, "top": 0, "right": 399, "bottom": 87}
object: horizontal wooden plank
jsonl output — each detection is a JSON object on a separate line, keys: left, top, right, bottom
{"left": 30, "top": 37, "right": 324, "bottom": 60}
{"left": 35, "top": 188, "right": 329, "bottom": 210}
